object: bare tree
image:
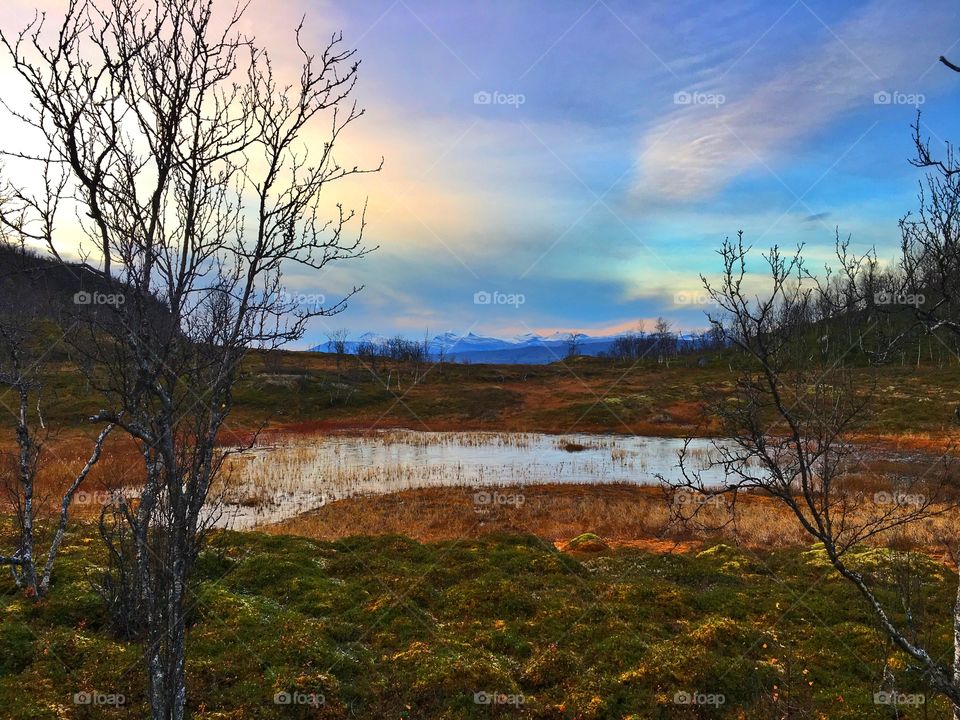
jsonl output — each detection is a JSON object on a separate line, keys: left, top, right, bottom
{"left": 435, "top": 341, "right": 447, "bottom": 374}
{"left": 670, "top": 63, "right": 960, "bottom": 717}
{"left": 416, "top": 329, "right": 431, "bottom": 384}
{"left": 327, "top": 328, "right": 350, "bottom": 357}
{"left": 326, "top": 327, "right": 350, "bottom": 374}
{"left": 664, "top": 234, "right": 960, "bottom": 715}
{"left": 565, "top": 332, "right": 585, "bottom": 358}
{"left": 608, "top": 323, "right": 649, "bottom": 362}
{"left": 0, "top": 1, "right": 379, "bottom": 718}
{"left": 899, "top": 120, "right": 960, "bottom": 341}
{"left": 0, "top": 233, "right": 113, "bottom": 597}
{"left": 653, "top": 316, "right": 676, "bottom": 365}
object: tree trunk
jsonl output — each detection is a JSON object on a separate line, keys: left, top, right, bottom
{"left": 16, "top": 387, "right": 38, "bottom": 595}
{"left": 954, "top": 565, "right": 960, "bottom": 720}
{"left": 19, "top": 477, "right": 37, "bottom": 594}
{"left": 39, "top": 424, "right": 113, "bottom": 594}
{"left": 147, "top": 557, "right": 188, "bottom": 720}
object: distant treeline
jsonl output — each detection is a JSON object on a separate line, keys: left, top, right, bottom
{"left": 602, "top": 327, "right": 725, "bottom": 362}
{"left": 356, "top": 336, "right": 432, "bottom": 363}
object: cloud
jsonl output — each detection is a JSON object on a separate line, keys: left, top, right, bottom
{"left": 2, "top": 0, "right": 953, "bottom": 344}
{"left": 630, "top": 0, "right": 955, "bottom": 205}
{"left": 518, "top": 318, "right": 663, "bottom": 337}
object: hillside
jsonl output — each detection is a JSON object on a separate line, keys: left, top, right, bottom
{"left": 0, "top": 244, "right": 117, "bottom": 323}
{"left": 225, "top": 349, "right": 960, "bottom": 444}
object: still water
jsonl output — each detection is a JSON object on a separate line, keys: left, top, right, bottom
{"left": 219, "top": 430, "right": 735, "bottom": 529}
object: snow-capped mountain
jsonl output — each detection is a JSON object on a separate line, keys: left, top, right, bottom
{"left": 511, "top": 331, "right": 593, "bottom": 347}
{"left": 354, "top": 331, "right": 388, "bottom": 345}
{"left": 311, "top": 330, "right": 630, "bottom": 364}
{"left": 430, "top": 331, "right": 516, "bottom": 353}
{"left": 309, "top": 329, "right": 706, "bottom": 364}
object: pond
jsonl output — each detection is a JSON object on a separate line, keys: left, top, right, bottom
{"left": 217, "top": 430, "right": 738, "bottom": 529}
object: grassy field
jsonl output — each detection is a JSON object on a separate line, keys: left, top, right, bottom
{"left": 233, "top": 351, "right": 960, "bottom": 443}
{"left": 28, "top": 347, "right": 960, "bottom": 445}
{"left": 0, "top": 523, "right": 954, "bottom": 719}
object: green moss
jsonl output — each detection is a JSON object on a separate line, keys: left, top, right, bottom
{"left": 0, "top": 622, "right": 33, "bottom": 676}
{"left": 0, "top": 527, "right": 954, "bottom": 718}
{"left": 564, "top": 532, "right": 611, "bottom": 552}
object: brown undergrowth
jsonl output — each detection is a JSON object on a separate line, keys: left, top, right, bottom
{"left": 264, "top": 482, "right": 960, "bottom": 564}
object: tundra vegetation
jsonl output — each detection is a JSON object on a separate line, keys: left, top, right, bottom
{"left": 0, "top": 2, "right": 959, "bottom": 719}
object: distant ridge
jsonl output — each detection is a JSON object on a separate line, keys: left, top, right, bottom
{"left": 309, "top": 330, "right": 703, "bottom": 365}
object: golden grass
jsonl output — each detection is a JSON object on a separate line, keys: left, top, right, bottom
{"left": 1, "top": 431, "right": 143, "bottom": 522}
{"left": 263, "top": 482, "right": 960, "bottom": 562}
{"left": 7, "top": 427, "right": 959, "bottom": 564}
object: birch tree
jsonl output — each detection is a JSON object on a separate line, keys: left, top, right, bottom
{"left": 664, "top": 234, "right": 960, "bottom": 716}
{"left": 0, "top": 1, "right": 379, "bottom": 717}
{"left": 0, "top": 236, "right": 113, "bottom": 597}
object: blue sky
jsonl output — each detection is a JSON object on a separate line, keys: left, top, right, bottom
{"left": 5, "top": 0, "right": 960, "bottom": 346}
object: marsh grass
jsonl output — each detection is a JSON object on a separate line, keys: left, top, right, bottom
{"left": 8, "top": 429, "right": 958, "bottom": 558}
{"left": 211, "top": 431, "right": 663, "bottom": 527}
{"left": 265, "top": 482, "right": 960, "bottom": 562}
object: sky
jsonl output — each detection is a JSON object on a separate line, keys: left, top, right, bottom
{"left": 2, "top": 0, "right": 960, "bottom": 347}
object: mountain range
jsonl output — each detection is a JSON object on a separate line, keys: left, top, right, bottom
{"left": 310, "top": 330, "right": 698, "bottom": 365}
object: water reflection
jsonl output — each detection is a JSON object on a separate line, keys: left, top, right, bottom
{"left": 218, "top": 430, "right": 733, "bottom": 529}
